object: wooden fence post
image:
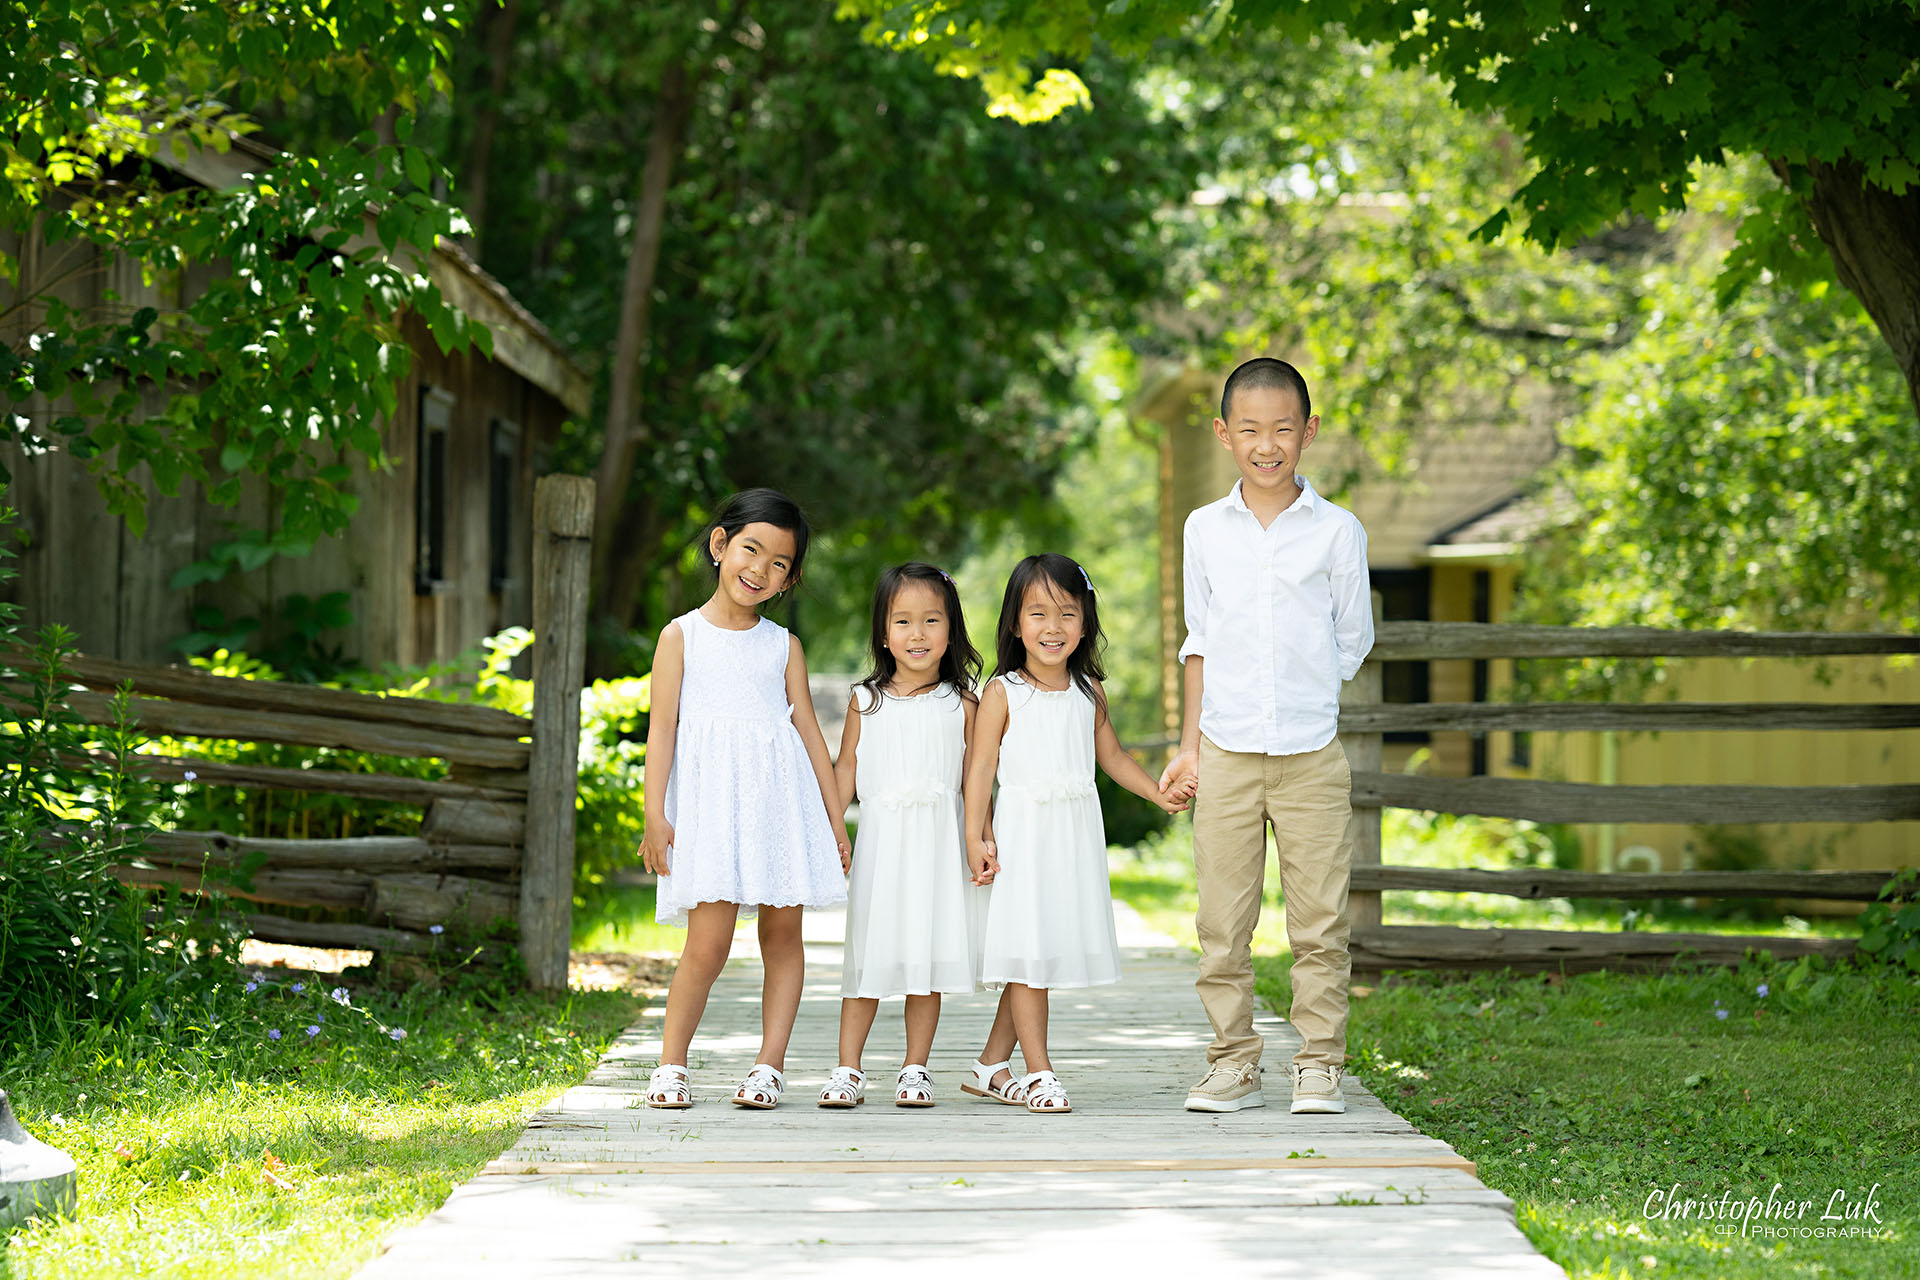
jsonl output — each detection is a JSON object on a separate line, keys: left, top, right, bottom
{"left": 522, "top": 475, "right": 594, "bottom": 991}
{"left": 1341, "top": 591, "right": 1386, "bottom": 970}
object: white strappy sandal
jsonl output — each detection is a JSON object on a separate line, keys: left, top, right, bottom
{"left": 1022, "top": 1070, "right": 1072, "bottom": 1114}
{"left": 960, "top": 1058, "right": 1028, "bottom": 1106}
{"left": 895, "top": 1064, "right": 936, "bottom": 1108}
{"left": 818, "top": 1065, "right": 866, "bottom": 1108}
{"left": 645, "top": 1063, "right": 692, "bottom": 1109}
{"left": 732, "top": 1063, "right": 785, "bottom": 1109}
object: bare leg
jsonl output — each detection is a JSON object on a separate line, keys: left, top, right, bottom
{"left": 903, "top": 993, "right": 941, "bottom": 1066}
{"left": 838, "top": 997, "right": 880, "bottom": 1071}
{"left": 754, "top": 905, "right": 805, "bottom": 1071}
{"left": 660, "top": 901, "right": 739, "bottom": 1066}
{"left": 978, "top": 986, "right": 1020, "bottom": 1091}
{"left": 1007, "top": 982, "right": 1051, "bottom": 1074}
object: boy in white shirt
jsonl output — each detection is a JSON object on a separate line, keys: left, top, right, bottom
{"left": 1160, "top": 357, "right": 1373, "bottom": 1115}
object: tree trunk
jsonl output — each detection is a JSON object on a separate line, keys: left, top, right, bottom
{"left": 592, "top": 62, "right": 695, "bottom": 610}
{"left": 460, "top": 0, "right": 520, "bottom": 256}
{"left": 1786, "top": 158, "right": 1920, "bottom": 422}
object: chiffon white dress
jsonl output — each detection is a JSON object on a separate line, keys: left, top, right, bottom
{"left": 976, "top": 673, "right": 1122, "bottom": 990}
{"left": 654, "top": 609, "right": 847, "bottom": 927}
{"left": 841, "top": 684, "right": 982, "bottom": 998}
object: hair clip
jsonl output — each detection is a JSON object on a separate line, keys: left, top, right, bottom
{"left": 1079, "top": 565, "right": 1095, "bottom": 593}
{"left": 938, "top": 569, "right": 953, "bottom": 584}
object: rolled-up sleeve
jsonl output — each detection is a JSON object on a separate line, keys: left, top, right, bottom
{"left": 1331, "top": 518, "right": 1373, "bottom": 680}
{"left": 1176, "top": 511, "right": 1209, "bottom": 663}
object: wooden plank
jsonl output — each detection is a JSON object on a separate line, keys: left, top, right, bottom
{"left": 95, "top": 751, "right": 525, "bottom": 805}
{"left": 242, "top": 911, "right": 435, "bottom": 955}
{"left": 143, "top": 830, "right": 521, "bottom": 872}
{"left": 522, "top": 474, "right": 593, "bottom": 990}
{"left": 422, "top": 796, "right": 527, "bottom": 845}
{"left": 1352, "top": 925, "right": 1857, "bottom": 974}
{"left": 448, "top": 762, "right": 532, "bottom": 793}
{"left": 1371, "top": 621, "right": 1920, "bottom": 661}
{"left": 1351, "top": 771, "right": 1920, "bottom": 823}
{"left": 479, "top": 1157, "right": 1480, "bottom": 1176}
{"left": 53, "top": 689, "right": 530, "bottom": 767}
{"left": 45, "top": 650, "right": 531, "bottom": 738}
{"left": 368, "top": 872, "right": 518, "bottom": 931}
{"left": 1351, "top": 865, "right": 1901, "bottom": 901}
{"left": 1338, "top": 700, "right": 1920, "bottom": 734}
{"left": 114, "top": 863, "right": 372, "bottom": 912}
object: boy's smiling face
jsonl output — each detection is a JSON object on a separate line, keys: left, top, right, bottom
{"left": 1214, "top": 383, "right": 1320, "bottom": 502}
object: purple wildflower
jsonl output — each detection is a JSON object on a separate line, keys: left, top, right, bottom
{"left": 330, "top": 986, "right": 350, "bottom": 1006}
{"left": 1756, "top": 983, "right": 1769, "bottom": 998}
{"left": 245, "top": 980, "right": 259, "bottom": 993}
{"left": 290, "top": 982, "right": 304, "bottom": 994}
{"left": 267, "top": 1028, "right": 282, "bottom": 1041}
{"left": 182, "top": 770, "right": 197, "bottom": 782}
{"left": 389, "top": 1027, "right": 407, "bottom": 1041}
{"left": 1714, "top": 1008, "right": 1729, "bottom": 1021}
{"left": 429, "top": 924, "right": 444, "bottom": 935}
{"left": 305, "top": 1025, "right": 320, "bottom": 1038}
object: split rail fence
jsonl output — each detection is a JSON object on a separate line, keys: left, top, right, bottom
{"left": 1337, "top": 620, "right": 1920, "bottom": 975}
{"left": 71, "top": 475, "right": 593, "bottom": 990}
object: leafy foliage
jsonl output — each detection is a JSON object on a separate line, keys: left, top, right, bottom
{"left": 1, "top": 0, "right": 486, "bottom": 542}
{"left": 1858, "top": 868, "right": 1920, "bottom": 972}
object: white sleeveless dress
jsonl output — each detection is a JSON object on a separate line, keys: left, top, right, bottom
{"left": 841, "top": 684, "right": 982, "bottom": 998}
{"left": 977, "top": 673, "right": 1122, "bottom": 989}
{"left": 654, "top": 609, "right": 847, "bottom": 927}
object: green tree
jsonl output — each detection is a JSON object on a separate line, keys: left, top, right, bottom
{"left": 413, "top": 1, "right": 1198, "bottom": 662}
{"left": 847, "top": 0, "right": 1920, "bottom": 423}
{"left": 1, "top": 0, "right": 485, "bottom": 543}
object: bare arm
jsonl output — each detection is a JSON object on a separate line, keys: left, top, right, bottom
{"left": 787, "top": 635, "right": 852, "bottom": 871}
{"left": 964, "top": 680, "right": 1008, "bottom": 884}
{"left": 1094, "top": 679, "right": 1187, "bottom": 815}
{"left": 1158, "top": 655, "right": 1204, "bottom": 799}
{"left": 638, "top": 622, "right": 685, "bottom": 874}
{"left": 833, "top": 692, "right": 861, "bottom": 821}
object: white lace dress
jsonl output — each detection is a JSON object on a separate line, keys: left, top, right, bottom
{"left": 976, "top": 673, "right": 1122, "bottom": 990}
{"left": 654, "top": 609, "right": 847, "bottom": 926}
{"left": 841, "top": 685, "right": 982, "bottom": 998}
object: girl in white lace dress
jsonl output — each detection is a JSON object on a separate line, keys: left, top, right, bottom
{"left": 639, "top": 490, "right": 851, "bottom": 1112}
{"left": 817, "top": 564, "right": 987, "bottom": 1110}
{"left": 963, "top": 553, "right": 1187, "bottom": 1114}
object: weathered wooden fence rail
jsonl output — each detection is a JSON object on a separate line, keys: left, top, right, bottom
{"left": 78, "top": 474, "right": 594, "bottom": 989}
{"left": 1340, "top": 618, "right": 1920, "bottom": 975}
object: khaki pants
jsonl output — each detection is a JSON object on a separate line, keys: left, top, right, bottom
{"left": 1193, "top": 734, "right": 1353, "bottom": 1070}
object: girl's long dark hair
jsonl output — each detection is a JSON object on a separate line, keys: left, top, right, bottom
{"left": 994, "top": 552, "right": 1106, "bottom": 707}
{"left": 702, "top": 488, "right": 812, "bottom": 582}
{"left": 854, "top": 562, "right": 980, "bottom": 712}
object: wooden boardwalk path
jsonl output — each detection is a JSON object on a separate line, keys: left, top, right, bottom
{"left": 356, "top": 910, "right": 1565, "bottom": 1278}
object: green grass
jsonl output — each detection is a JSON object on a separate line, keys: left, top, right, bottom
{"left": 0, "top": 970, "right": 640, "bottom": 1280}
{"left": 571, "top": 881, "right": 685, "bottom": 954}
{"left": 1106, "top": 817, "right": 1916, "bottom": 1279}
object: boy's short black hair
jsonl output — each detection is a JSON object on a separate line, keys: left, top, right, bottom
{"left": 1220, "top": 357, "right": 1312, "bottom": 423}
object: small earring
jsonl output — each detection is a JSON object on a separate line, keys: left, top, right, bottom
{"left": 711, "top": 556, "right": 719, "bottom": 567}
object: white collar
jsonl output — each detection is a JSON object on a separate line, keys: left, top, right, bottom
{"left": 1227, "top": 475, "right": 1318, "bottom": 517}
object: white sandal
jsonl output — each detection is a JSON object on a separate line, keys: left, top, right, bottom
{"left": 645, "top": 1063, "right": 692, "bottom": 1109}
{"left": 732, "top": 1063, "right": 785, "bottom": 1109}
{"left": 960, "top": 1058, "right": 1028, "bottom": 1106}
{"left": 1022, "top": 1070, "right": 1071, "bottom": 1114}
{"left": 818, "top": 1065, "right": 866, "bottom": 1108}
{"left": 895, "top": 1064, "right": 935, "bottom": 1108}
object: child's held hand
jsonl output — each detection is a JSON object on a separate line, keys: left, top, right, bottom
{"left": 968, "top": 837, "right": 998, "bottom": 887}
{"left": 1158, "top": 749, "right": 1199, "bottom": 802}
{"left": 836, "top": 829, "right": 853, "bottom": 874}
{"left": 638, "top": 816, "right": 675, "bottom": 875}
{"left": 1155, "top": 786, "right": 1191, "bottom": 816}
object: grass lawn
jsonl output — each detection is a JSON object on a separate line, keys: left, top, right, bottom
{"left": 0, "top": 964, "right": 642, "bottom": 1280}
{"left": 1110, "top": 819, "right": 1917, "bottom": 1280}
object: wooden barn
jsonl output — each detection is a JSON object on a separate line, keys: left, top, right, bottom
{"left": 0, "top": 135, "right": 590, "bottom": 674}
{"left": 1136, "top": 364, "right": 1919, "bottom": 882}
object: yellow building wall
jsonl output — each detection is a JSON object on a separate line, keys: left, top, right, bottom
{"left": 1529, "top": 654, "right": 1920, "bottom": 881}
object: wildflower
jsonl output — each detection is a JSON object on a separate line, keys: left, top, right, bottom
{"left": 245, "top": 981, "right": 259, "bottom": 993}
{"left": 429, "top": 925, "right": 444, "bottom": 935}
{"left": 305, "top": 1025, "right": 320, "bottom": 1038}
{"left": 1756, "top": 983, "right": 1769, "bottom": 997}
{"left": 291, "top": 982, "right": 304, "bottom": 994}
{"left": 268, "top": 1029, "right": 282, "bottom": 1041}
{"left": 183, "top": 770, "right": 198, "bottom": 782}
{"left": 330, "top": 986, "right": 350, "bottom": 1006}
{"left": 389, "top": 1027, "right": 408, "bottom": 1041}
{"left": 1715, "top": 1008, "right": 1729, "bottom": 1020}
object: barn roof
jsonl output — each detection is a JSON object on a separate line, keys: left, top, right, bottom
{"left": 149, "top": 132, "right": 591, "bottom": 417}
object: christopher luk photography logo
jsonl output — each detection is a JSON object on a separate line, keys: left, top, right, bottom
{"left": 1643, "top": 1181, "right": 1893, "bottom": 1240}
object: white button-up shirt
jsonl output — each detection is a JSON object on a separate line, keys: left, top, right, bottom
{"left": 1178, "top": 477, "right": 1373, "bottom": 756}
